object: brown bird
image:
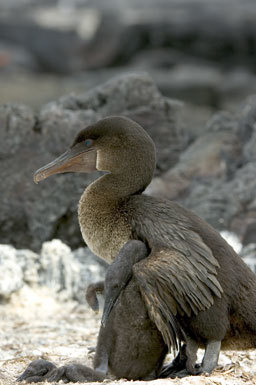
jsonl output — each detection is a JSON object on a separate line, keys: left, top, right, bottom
{"left": 17, "top": 241, "right": 168, "bottom": 382}
{"left": 31, "top": 116, "right": 256, "bottom": 376}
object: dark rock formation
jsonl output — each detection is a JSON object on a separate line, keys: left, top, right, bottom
{"left": 1, "top": 72, "right": 256, "bottom": 252}
{"left": 148, "top": 96, "right": 256, "bottom": 244}
{"left": 0, "top": 73, "right": 185, "bottom": 251}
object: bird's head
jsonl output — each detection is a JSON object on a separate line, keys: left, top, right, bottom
{"left": 34, "top": 116, "right": 156, "bottom": 189}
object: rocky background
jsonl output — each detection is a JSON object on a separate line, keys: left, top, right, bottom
{"left": 1, "top": 72, "right": 256, "bottom": 273}
{"left": 1, "top": 0, "right": 256, "bottom": 115}
{"left": 1, "top": 0, "right": 256, "bottom": 384}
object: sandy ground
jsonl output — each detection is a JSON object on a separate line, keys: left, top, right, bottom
{"left": 0, "top": 286, "right": 256, "bottom": 385}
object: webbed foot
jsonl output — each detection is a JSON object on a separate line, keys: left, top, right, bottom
{"left": 160, "top": 364, "right": 200, "bottom": 379}
{"left": 160, "top": 344, "right": 187, "bottom": 378}
{"left": 169, "top": 368, "right": 193, "bottom": 378}
{"left": 160, "top": 364, "right": 191, "bottom": 378}
{"left": 17, "top": 359, "right": 57, "bottom": 383}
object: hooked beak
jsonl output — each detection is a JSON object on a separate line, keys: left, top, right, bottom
{"left": 34, "top": 144, "right": 97, "bottom": 184}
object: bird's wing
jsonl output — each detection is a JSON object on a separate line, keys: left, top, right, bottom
{"left": 133, "top": 246, "right": 222, "bottom": 350}
{"left": 130, "top": 196, "right": 223, "bottom": 350}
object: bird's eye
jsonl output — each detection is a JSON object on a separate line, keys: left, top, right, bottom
{"left": 85, "top": 139, "right": 93, "bottom": 147}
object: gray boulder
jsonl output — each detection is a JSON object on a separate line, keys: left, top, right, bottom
{"left": 72, "top": 246, "right": 108, "bottom": 303}
{"left": 40, "top": 239, "right": 107, "bottom": 303}
{"left": 16, "top": 248, "right": 40, "bottom": 286}
{"left": 0, "top": 245, "right": 23, "bottom": 299}
{"left": 0, "top": 240, "right": 107, "bottom": 303}
{"left": 147, "top": 129, "right": 242, "bottom": 201}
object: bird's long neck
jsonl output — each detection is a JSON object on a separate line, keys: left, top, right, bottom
{"left": 78, "top": 172, "right": 147, "bottom": 261}
{"left": 85, "top": 170, "right": 150, "bottom": 203}
{"left": 78, "top": 158, "right": 154, "bottom": 261}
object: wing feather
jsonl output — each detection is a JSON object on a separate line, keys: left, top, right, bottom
{"left": 133, "top": 248, "right": 222, "bottom": 350}
{"left": 129, "top": 195, "right": 223, "bottom": 350}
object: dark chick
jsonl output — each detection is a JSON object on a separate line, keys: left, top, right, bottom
{"left": 18, "top": 241, "right": 167, "bottom": 382}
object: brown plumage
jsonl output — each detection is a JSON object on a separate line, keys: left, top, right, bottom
{"left": 32, "top": 115, "right": 256, "bottom": 376}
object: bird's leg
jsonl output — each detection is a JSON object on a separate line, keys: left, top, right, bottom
{"left": 161, "top": 338, "right": 199, "bottom": 378}
{"left": 166, "top": 338, "right": 221, "bottom": 378}
{"left": 194, "top": 340, "right": 221, "bottom": 374}
{"left": 185, "top": 337, "right": 199, "bottom": 374}
{"left": 86, "top": 280, "right": 104, "bottom": 312}
{"left": 93, "top": 318, "right": 112, "bottom": 374}
{"left": 48, "top": 314, "right": 111, "bottom": 382}
{"left": 94, "top": 348, "right": 109, "bottom": 374}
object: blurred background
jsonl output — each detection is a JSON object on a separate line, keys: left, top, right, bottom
{"left": 1, "top": 0, "right": 256, "bottom": 113}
